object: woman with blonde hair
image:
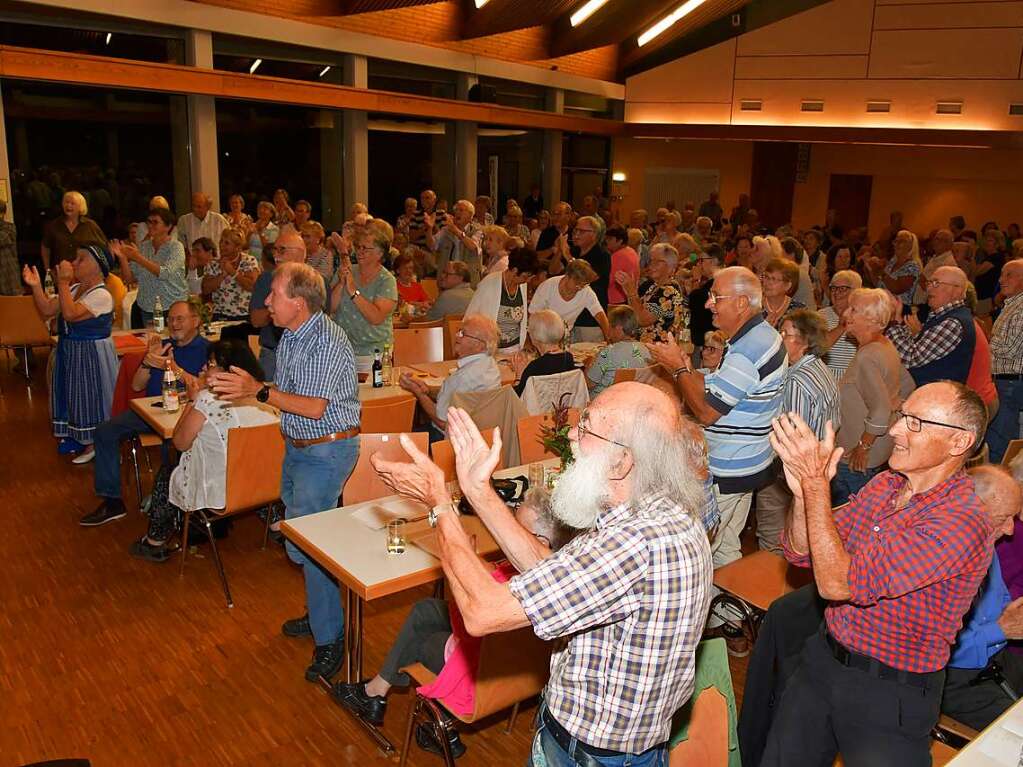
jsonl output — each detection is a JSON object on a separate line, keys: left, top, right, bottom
{"left": 249, "top": 200, "right": 279, "bottom": 265}
{"left": 868, "top": 229, "right": 920, "bottom": 309}
{"left": 330, "top": 223, "right": 398, "bottom": 357}
{"left": 41, "top": 190, "right": 108, "bottom": 271}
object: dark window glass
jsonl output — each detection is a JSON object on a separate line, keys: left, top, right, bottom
{"left": 477, "top": 127, "right": 544, "bottom": 222}
{"left": 0, "top": 19, "right": 183, "bottom": 63}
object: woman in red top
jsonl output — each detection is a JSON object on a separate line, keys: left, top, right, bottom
{"left": 965, "top": 284, "right": 998, "bottom": 422}
{"left": 393, "top": 252, "right": 431, "bottom": 309}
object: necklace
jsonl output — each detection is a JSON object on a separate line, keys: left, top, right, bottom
{"left": 764, "top": 295, "right": 789, "bottom": 314}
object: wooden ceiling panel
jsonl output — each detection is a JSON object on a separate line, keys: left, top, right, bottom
{"left": 339, "top": 0, "right": 442, "bottom": 12}
{"left": 460, "top": 0, "right": 580, "bottom": 39}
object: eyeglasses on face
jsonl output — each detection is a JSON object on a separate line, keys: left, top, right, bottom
{"left": 927, "top": 279, "right": 961, "bottom": 290}
{"left": 707, "top": 292, "right": 736, "bottom": 304}
{"left": 576, "top": 410, "right": 630, "bottom": 450}
{"left": 829, "top": 285, "right": 853, "bottom": 293}
{"left": 893, "top": 409, "right": 970, "bottom": 433}
{"left": 704, "top": 346, "right": 724, "bottom": 354}
{"left": 456, "top": 328, "right": 486, "bottom": 345}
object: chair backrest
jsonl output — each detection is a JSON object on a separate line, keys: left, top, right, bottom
{"left": 469, "top": 626, "right": 552, "bottom": 722}
{"left": 361, "top": 394, "right": 416, "bottom": 433}
{"left": 612, "top": 367, "right": 638, "bottom": 384}
{"left": 122, "top": 288, "right": 138, "bottom": 330}
{"left": 106, "top": 273, "right": 127, "bottom": 329}
{"left": 516, "top": 409, "right": 581, "bottom": 465}
{"left": 247, "top": 334, "right": 261, "bottom": 360}
{"left": 431, "top": 428, "right": 500, "bottom": 481}
{"left": 519, "top": 369, "right": 589, "bottom": 416}
{"left": 1003, "top": 439, "right": 1023, "bottom": 469}
{"left": 668, "top": 639, "right": 735, "bottom": 767}
{"left": 0, "top": 295, "right": 52, "bottom": 347}
{"left": 408, "top": 319, "right": 444, "bottom": 329}
{"left": 445, "top": 316, "right": 463, "bottom": 361}
{"left": 110, "top": 352, "right": 147, "bottom": 418}
{"left": 420, "top": 277, "right": 439, "bottom": 301}
{"left": 223, "top": 422, "right": 286, "bottom": 514}
{"left": 451, "top": 386, "right": 529, "bottom": 468}
{"left": 392, "top": 326, "right": 445, "bottom": 366}
{"left": 343, "top": 432, "right": 430, "bottom": 505}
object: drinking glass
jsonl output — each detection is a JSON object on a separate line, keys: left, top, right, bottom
{"left": 386, "top": 519, "right": 406, "bottom": 555}
{"left": 528, "top": 462, "right": 545, "bottom": 490}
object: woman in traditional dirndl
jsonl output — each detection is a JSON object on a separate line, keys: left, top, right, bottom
{"left": 23, "top": 245, "right": 119, "bottom": 463}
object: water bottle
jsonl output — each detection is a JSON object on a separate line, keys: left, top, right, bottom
{"left": 153, "top": 295, "right": 165, "bottom": 333}
{"left": 382, "top": 343, "right": 393, "bottom": 384}
{"left": 44, "top": 270, "right": 55, "bottom": 297}
{"left": 372, "top": 348, "right": 384, "bottom": 388}
{"left": 162, "top": 359, "right": 180, "bottom": 412}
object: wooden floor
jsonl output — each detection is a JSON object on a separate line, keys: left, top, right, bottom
{"left": 0, "top": 349, "right": 748, "bottom": 767}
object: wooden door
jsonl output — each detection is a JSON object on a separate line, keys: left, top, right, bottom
{"left": 750, "top": 142, "right": 797, "bottom": 231}
{"left": 827, "top": 174, "right": 873, "bottom": 233}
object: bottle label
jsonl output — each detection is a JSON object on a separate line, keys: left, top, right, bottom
{"left": 163, "top": 388, "right": 179, "bottom": 412}
{"left": 372, "top": 369, "right": 383, "bottom": 388}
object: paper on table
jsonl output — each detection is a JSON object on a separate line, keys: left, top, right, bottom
{"left": 1002, "top": 705, "right": 1023, "bottom": 738}
{"left": 350, "top": 498, "right": 427, "bottom": 530}
{"left": 979, "top": 725, "right": 1023, "bottom": 764}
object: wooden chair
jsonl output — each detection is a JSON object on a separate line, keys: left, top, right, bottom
{"left": 109, "top": 353, "right": 161, "bottom": 508}
{"left": 361, "top": 394, "right": 416, "bottom": 433}
{"left": 431, "top": 428, "right": 499, "bottom": 482}
{"left": 0, "top": 295, "right": 54, "bottom": 381}
{"left": 343, "top": 432, "right": 429, "bottom": 505}
{"left": 179, "top": 422, "right": 286, "bottom": 607}
{"left": 393, "top": 327, "right": 445, "bottom": 366}
{"left": 247, "top": 334, "right": 261, "bottom": 360}
{"left": 420, "top": 278, "right": 439, "bottom": 301}
{"left": 669, "top": 639, "right": 736, "bottom": 767}
{"left": 612, "top": 367, "right": 638, "bottom": 384}
{"left": 408, "top": 319, "right": 444, "bottom": 329}
{"left": 398, "top": 625, "right": 551, "bottom": 767}
{"left": 516, "top": 409, "right": 581, "bottom": 465}
{"left": 709, "top": 549, "right": 815, "bottom": 644}
{"left": 444, "top": 316, "right": 463, "bottom": 361}
{"left": 1002, "top": 439, "right": 1023, "bottom": 468}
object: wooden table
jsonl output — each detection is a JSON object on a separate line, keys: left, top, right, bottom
{"left": 130, "top": 395, "right": 185, "bottom": 440}
{"left": 280, "top": 458, "right": 556, "bottom": 753}
{"left": 947, "top": 696, "right": 1023, "bottom": 764}
{"left": 109, "top": 321, "right": 246, "bottom": 358}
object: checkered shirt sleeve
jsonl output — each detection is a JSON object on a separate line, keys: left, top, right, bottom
{"left": 887, "top": 313, "right": 964, "bottom": 369}
{"left": 990, "top": 294, "right": 1023, "bottom": 374}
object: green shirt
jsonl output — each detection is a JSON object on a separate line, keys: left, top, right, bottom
{"left": 332, "top": 264, "right": 397, "bottom": 357}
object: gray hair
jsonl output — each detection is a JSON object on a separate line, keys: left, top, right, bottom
{"left": 944, "top": 381, "right": 988, "bottom": 459}
{"left": 717, "top": 266, "right": 762, "bottom": 309}
{"left": 849, "top": 287, "right": 892, "bottom": 327}
{"left": 609, "top": 305, "right": 640, "bottom": 339}
{"left": 462, "top": 313, "right": 499, "bottom": 355}
{"left": 783, "top": 309, "right": 827, "bottom": 357}
{"left": 528, "top": 309, "right": 567, "bottom": 346}
{"left": 650, "top": 242, "right": 680, "bottom": 269}
{"left": 830, "top": 269, "right": 863, "bottom": 289}
{"left": 454, "top": 199, "right": 476, "bottom": 217}
{"left": 275, "top": 262, "right": 326, "bottom": 314}
{"left": 696, "top": 216, "right": 712, "bottom": 229}
{"left": 577, "top": 215, "right": 605, "bottom": 244}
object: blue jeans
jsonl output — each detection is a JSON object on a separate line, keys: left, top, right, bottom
{"left": 93, "top": 409, "right": 157, "bottom": 498}
{"left": 831, "top": 461, "right": 882, "bottom": 507}
{"left": 531, "top": 708, "right": 666, "bottom": 767}
{"left": 989, "top": 379, "right": 1023, "bottom": 464}
{"left": 281, "top": 437, "right": 360, "bottom": 646}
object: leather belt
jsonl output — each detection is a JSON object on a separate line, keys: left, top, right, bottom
{"left": 286, "top": 427, "right": 360, "bottom": 448}
{"left": 994, "top": 373, "right": 1023, "bottom": 380}
{"left": 824, "top": 630, "right": 937, "bottom": 690}
{"left": 540, "top": 707, "right": 661, "bottom": 760}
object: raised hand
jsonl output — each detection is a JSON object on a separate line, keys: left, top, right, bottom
{"left": 22, "top": 265, "right": 41, "bottom": 288}
{"left": 905, "top": 310, "right": 922, "bottom": 335}
{"left": 56, "top": 260, "right": 74, "bottom": 284}
{"left": 371, "top": 433, "right": 449, "bottom": 508}
{"left": 770, "top": 415, "right": 843, "bottom": 499}
{"left": 646, "top": 334, "right": 688, "bottom": 373}
{"left": 446, "top": 408, "right": 502, "bottom": 502}
{"left": 207, "top": 365, "right": 261, "bottom": 401}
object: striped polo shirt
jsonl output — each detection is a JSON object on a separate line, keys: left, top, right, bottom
{"left": 704, "top": 315, "right": 787, "bottom": 493}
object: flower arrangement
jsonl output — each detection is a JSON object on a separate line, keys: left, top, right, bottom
{"left": 538, "top": 392, "right": 575, "bottom": 470}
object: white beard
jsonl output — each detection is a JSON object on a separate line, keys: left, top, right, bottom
{"left": 550, "top": 446, "right": 613, "bottom": 530}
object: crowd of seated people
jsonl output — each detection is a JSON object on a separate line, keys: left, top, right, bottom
{"left": 14, "top": 178, "right": 1023, "bottom": 765}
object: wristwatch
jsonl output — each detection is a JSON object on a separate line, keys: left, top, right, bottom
{"left": 349, "top": 288, "right": 362, "bottom": 300}
{"left": 256, "top": 384, "right": 271, "bottom": 403}
{"left": 428, "top": 501, "right": 459, "bottom": 528}
{"left": 672, "top": 366, "right": 693, "bottom": 381}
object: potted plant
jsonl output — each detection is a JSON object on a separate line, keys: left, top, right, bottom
{"left": 538, "top": 393, "right": 575, "bottom": 487}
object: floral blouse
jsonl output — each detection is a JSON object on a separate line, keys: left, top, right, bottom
{"left": 206, "top": 253, "right": 261, "bottom": 319}
{"left": 884, "top": 257, "right": 921, "bottom": 306}
{"left": 639, "top": 279, "right": 689, "bottom": 343}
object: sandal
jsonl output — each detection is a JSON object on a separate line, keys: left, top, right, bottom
{"left": 129, "top": 536, "right": 171, "bottom": 564}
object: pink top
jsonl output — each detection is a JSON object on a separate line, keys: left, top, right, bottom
{"left": 966, "top": 320, "right": 997, "bottom": 406}
{"left": 417, "top": 562, "right": 517, "bottom": 717}
{"left": 608, "top": 245, "right": 640, "bottom": 305}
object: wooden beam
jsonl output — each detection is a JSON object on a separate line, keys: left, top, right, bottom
{"left": 0, "top": 45, "right": 623, "bottom": 136}
{"left": 549, "top": 0, "right": 676, "bottom": 58}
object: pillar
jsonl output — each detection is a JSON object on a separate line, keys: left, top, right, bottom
{"left": 342, "top": 54, "right": 368, "bottom": 215}
{"left": 454, "top": 73, "right": 478, "bottom": 203}
{"left": 543, "top": 88, "right": 564, "bottom": 208}
{"left": 0, "top": 81, "right": 14, "bottom": 222}
{"left": 185, "top": 30, "right": 220, "bottom": 212}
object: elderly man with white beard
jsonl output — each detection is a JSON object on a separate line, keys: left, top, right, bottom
{"left": 372, "top": 383, "right": 713, "bottom": 766}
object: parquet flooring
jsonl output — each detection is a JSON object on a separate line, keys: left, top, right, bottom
{"left": 0, "top": 349, "right": 748, "bottom": 767}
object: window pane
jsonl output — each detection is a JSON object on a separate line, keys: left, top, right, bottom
{"left": 367, "top": 115, "right": 454, "bottom": 225}
{"left": 477, "top": 126, "right": 544, "bottom": 226}
{"left": 0, "top": 18, "right": 184, "bottom": 63}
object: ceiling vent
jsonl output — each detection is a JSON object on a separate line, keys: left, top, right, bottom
{"left": 936, "top": 101, "right": 963, "bottom": 115}
{"left": 739, "top": 99, "right": 762, "bottom": 111}
{"left": 801, "top": 100, "right": 824, "bottom": 112}
{"left": 866, "top": 101, "right": 891, "bottom": 113}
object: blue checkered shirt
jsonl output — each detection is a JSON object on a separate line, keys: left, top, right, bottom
{"left": 274, "top": 312, "right": 360, "bottom": 440}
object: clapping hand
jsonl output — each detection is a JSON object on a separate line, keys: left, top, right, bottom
{"left": 398, "top": 372, "right": 428, "bottom": 396}
{"left": 447, "top": 408, "right": 502, "bottom": 503}
{"left": 614, "top": 270, "right": 637, "bottom": 298}
{"left": 22, "top": 265, "right": 41, "bottom": 289}
{"left": 329, "top": 230, "right": 350, "bottom": 257}
{"left": 647, "top": 334, "right": 689, "bottom": 373}
{"left": 510, "top": 350, "right": 531, "bottom": 378}
{"left": 221, "top": 254, "right": 239, "bottom": 276}
{"left": 423, "top": 211, "right": 436, "bottom": 230}
{"left": 371, "top": 433, "right": 449, "bottom": 508}
{"left": 769, "top": 414, "right": 843, "bottom": 500}
{"left": 144, "top": 335, "right": 172, "bottom": 369}
{"left": 905, "top": 309, "right": 922, "bottom": 335}
{"left": 207, "top": 365, "right": 261, "bottom": 401}
{"left": 56, "top": 260, "right": 74, "bottom": 285}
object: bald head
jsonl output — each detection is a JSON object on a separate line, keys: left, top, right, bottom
{"left": 274, "top": 230, "right": 306, "bottom": 264}
{"left": 932, "top": 229, "right": 954, "bottom": 254}
{"left": 927, "top": 265, "right": 968, "bottom": 309}
{"left": 970, "top": 465, "right": 1022, "bottom": 538}
{"left": 1001, "top": 259, "right": 1023, "bottom": 298}
{"left": 191, "top": 192, "right": 212, "bottom": 220}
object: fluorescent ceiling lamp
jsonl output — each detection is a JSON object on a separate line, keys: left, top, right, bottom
{"left": 318, "top": 66, "right": 331, "bottom": 78}
{"left": 638, "top": 0, "right": 708, "bottom": 47}
{"left": 249, "top": 58, "right": 262, "bottom": 74}
{"left": 104, "top": 32, "right": 112, "bottom": 45}
{"left": 474, "top": 0, "right": 490, "bottom": 7}
{"left": 612, "top": 171, "right": 626, "bottom": 182}
{"left": 571, "top": 0, "right": 611, "bottom": 27}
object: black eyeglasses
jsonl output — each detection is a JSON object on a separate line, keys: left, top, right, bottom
{"left": 893, "top": 409, "right": 971, "bottom": 433}
{"left": 576, "top": 411, "right": 629, "bottom": 449}
{"left": 829, "top": 285, "right": 852, "bottom": 293}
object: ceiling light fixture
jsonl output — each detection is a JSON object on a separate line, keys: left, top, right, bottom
{"left": 318, "top": 66, "right": 331, "bottom": 78}
{"left": 474, "top": 0, "right": 490, "bottom": 7}
{"left": 104, "top": 33, "right": 112, "bottom": 45}
{"left": 571, "top": 0, "right": 611, "bottom": 26}
{"left": 249, "top": 58, "right": 262, "bottom": 74}
{"left": 638, "top": 0, "right": 708, "bottom": 47}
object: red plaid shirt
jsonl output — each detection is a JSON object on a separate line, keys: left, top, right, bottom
{"left": 784, "top": 470, "right": 992, "bottom": 673}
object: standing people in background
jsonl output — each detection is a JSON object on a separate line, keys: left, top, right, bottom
{"left": 504, "top": 205, "right": 531, "bottom": 242}
{"left": 988, "top": 260, "right": 1023, "bottom": 463}
{"left": 111, "top": 208, "right": 187, "bottom": 327}
{"left": 761, "top": 258, "right": 806, "bottom": 330}
{"left": 248, "top": 201, "right": 279, "bottom": 264}
{"left": 689, "top": 245, "right": 723, "bottom": 363}
{"left": 730, "top": 194, "right": 751, "bottom": 231}
{"left": 300, "top": 222, "right": 332, "bottom": 282}
{"left": 617, "top": 242, "right": 689, "bottom": 344}
{"left": 282, "top": 200, "right": 313, "bottom": 237}
{"left": 41, "top": 190, "right": 108, "bottom": 270}
{"left": 329, "top": 225, "right": 398, "bottom": 358}
{"left": 868, "top": 229, "right": 920, "bottom": 309}
{"left": 521, "top": 184, "right": 544, "bottom": 221}
{"left": 973, "top": 230, "right": 1007, "bottom": 316}
{"left": 699, "top": 191, "right": 723, "bottom": 229}
{"left": 395, "top": 197, "right": 417, "bottom": 239}
{"left": 272, "top": 188, "right": 294, "bottom": 227}
{"left": 225, "top": 194, "right": 253, "bottom": 235}
{"left": 176, "top": 193, "right": 229, "bottom": 251}
{"left": 912, "top": 228, "right": 955, "bottom": 314}
{"left": 780, "top": 237, "right": 817, "bottom": 311}
{"left": 409, "top": 189, "right": 445, "bottom": 250}
{"left": 464, "top": 246, "right": 538, "bottom": 353}
{"left": 187, "top": 237, "right": 216, "bottom": 297}
{"left": 569, "top": 215, "right": 611, "bottom": 343}
{"left": 202, "top": 229, "right": 260, "bottom": 321}
{"left": 649, "top": 266, "right": 786, "bottom": 571}
{"left": 529, "top": 259, "right": 610, "bottom": 340}
{"left": 0, "top": 201, "right": 19, "bottom": 295}
{"left": 964, "top": 284, "right": 999, "bottom": 423}
{"left": 210, "top": 262, "right": 361, "bottom": 684}
{"left": 22, "top": 246, "right": 118, "bottom": 462}
{"left": 425, "top": 261, "right": 474, "bottom": 321}
{"left": 133, "top": 195, "right": 172, "bottom": 245}
{"left": 535, "top": 201, "right": 573, "bottom": 275}
{"left": 429, "top": 200, "right": 483, "bottom": 285}
{"left": 820, "top": 269, "right": 863, "bottom": 380}
{"left": 473, "top": 195, "right": 494, "bottom": 227}
{"left": 604, "top": 226, "right": 639, "bottom": 306}
{"left": 249, "top": 230, "right": 307, "bottom": 380}
{"left": 480, "top": 224, "right": 509, "bottom": 276}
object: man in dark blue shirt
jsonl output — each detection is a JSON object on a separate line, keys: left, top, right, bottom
{"left": 83, "top": 300, "right": 209, "bottom": 526}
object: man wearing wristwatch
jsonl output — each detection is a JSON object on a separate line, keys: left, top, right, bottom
{"left": 83, "top": 300, "right": 209, "bottom": 527}
{"left": 648, "top": 266, "right": 786, "bottom": 573}
{"left": 210, "top": 261, "right": 360, "bottom": 684}
{"left": 428, "top": 199, "right": 483, "bottom": 286}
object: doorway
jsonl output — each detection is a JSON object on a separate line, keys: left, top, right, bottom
{"left": 827, "top": 174, "right": 873, "bottom": 233}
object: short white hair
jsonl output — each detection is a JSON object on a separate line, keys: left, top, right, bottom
{"left": 830, "top": 269, "right": 863, "bottom": 289}
{"left": 717, "top": 266, "right": 762, "bottom": 309}
{"left": 462, "top": 313, "right": 498, "bottom": 355}
{"left": 454, "top": 199, "right": 476, "bottom": 216}
{"left": 650, "top": 242, "right": 679, "bottom": 268}
{"left": 696, "top": 216, "right": 712, "bottom": 228}
{"left": 528, "top": 309, "right": 566, "bottom": 346}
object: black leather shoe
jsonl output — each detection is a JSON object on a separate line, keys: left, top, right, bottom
{"left": 332, "top": 682, "right": 387, "bottom": 726}
{"left": 305, "top": 639, "right": 344, "bottom": 682}
{"left": 415, "top": 722, "right": 466, "bottom": 759}
{"left": 80, "top": 499, "right": 127, "bottom": 527}
{"left": 281, "top": 613, "right": 313, "bottom": 638}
